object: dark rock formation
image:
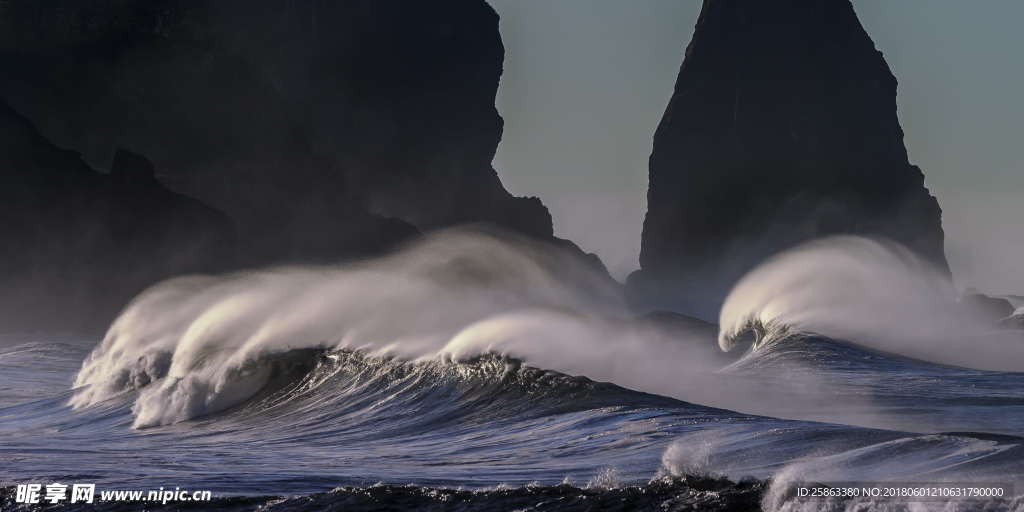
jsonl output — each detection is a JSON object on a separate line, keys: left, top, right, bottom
{"left": 0, "top": 0, "right": 551, "bottom": 269}
{"left": 633, "top": 312, "right": 736, "bottom": 367}
{"left": 0, "top": 1, "right": 615, "bottom": 331}
{"left": 958, "top": 290, "right": 1016, "bottom": 326}
{"left": 0, "top": 100, "right": 232, "bottom": 331}
{"left": 1003, "top": 314, "right": 1024, "bottom": 331}
{"left": 629, "top": 0, "right": 949, "bottom": 319}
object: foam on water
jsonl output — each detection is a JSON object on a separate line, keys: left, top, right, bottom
{"left": 71, "top": 229, "right": 732, "bottom": 427}
{"left": 718, "top": 236, "right": 1024, "bottom": 371}
{"left": 69, "top": 231, "right": 1024, "bottom": 437}
{"left": 1, "top": 231, "right": 1012, "bottom": 509}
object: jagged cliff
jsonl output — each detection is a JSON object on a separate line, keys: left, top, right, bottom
{"left": 629, "top": 0, "right": 948, "bottom": 318}
{"left": 0, "top": 0, "right": 552, "bottom": 268}
{"left": 0, "top": 1, "right": 610, "bottom": 330}
{"left": 0, "top": 101, "right": 232, "bottom": 330}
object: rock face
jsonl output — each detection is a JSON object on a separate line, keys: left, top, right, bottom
{"left": 0, "top": 1, "right": 609, "bottom": 330}
{"left": 0, "top": 100, "right": 232, "bottom": 331}
{"left": 629, "top": 0, "right": 949, "bottom": 318}
{"left": 0, "top": 0, "right": 551, "bottom": 269}
{"left": 960, "top": 291, "right": 1016, "bottom": 323}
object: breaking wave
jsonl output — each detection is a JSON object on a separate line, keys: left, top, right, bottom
{"left": 718, "top": 236, "right": 1024, "bottom": 371}
{"left": 70, "top": 229, "right": 725, "bottom": 427}
{"left": 2, "top": 231, "right": 1021, "bottom": 509}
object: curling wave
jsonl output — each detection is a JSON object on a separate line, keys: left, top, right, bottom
{"left": 4, "top": 232, "right": 1024, "bottom": 505}
{"left": 70, "top": 229, "right": 728, "bottom": 427}
{"left": 717, "top": 236, "right": 1024, "bottom": 371}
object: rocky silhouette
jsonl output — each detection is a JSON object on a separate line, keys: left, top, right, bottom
{"left": 960, "top": 290, "right": 1016, "bottom": 324}
{"left": 629, "top": 0, "right": 948, "bottom": 318}
{"left": 0, "top": 0, "right": 552, "bottom": 267}
{"left": 0, "top": 100, "right": 232, "bottom": 331}
{"left": 0, "top": 1, "right": 614, "bottom": 330}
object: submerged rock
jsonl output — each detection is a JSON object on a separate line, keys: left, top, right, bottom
{"left": 629, "top": 0, "right": 948, "bottom": 319}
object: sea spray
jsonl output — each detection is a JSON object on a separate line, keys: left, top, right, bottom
{"left": 718, "top": 236, "right": 1024, "bottom": 371}
{"left": 70, "top": 230, "right": 1024, "bottom": 431}
{"left": 71, "top": 229, "right": 729, "bottom": 427}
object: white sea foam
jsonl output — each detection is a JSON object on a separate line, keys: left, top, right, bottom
{"left": 718, "top": 236, "right": 1024, "bottom": 371}
{"left": 71, "top": 231, "right": 1024, "bottom": 429}
{"left": 71, "top": 229, "right": 725, "bottom": 427}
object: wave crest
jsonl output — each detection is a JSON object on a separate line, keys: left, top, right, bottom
{"left": 70, "top": 228, "right": 742, "bottom": 429}
{"left": 70, "top": 229, "right": 628, "bottom": 427}
{"left": 717, "top": 235, "right": 1024, "bottom": 370}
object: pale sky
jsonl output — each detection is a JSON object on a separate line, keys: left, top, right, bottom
{"left": 488, "top": 0, "right": 1024, "bottom": 294}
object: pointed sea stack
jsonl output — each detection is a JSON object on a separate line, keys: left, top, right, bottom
{"left": 629, "top": 0, "right": 948, "bottom": 319}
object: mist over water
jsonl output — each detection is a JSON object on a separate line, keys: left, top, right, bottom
{"left": 719, "top": 236, "right": 1024, "bottom": 371}
{"left": 0, "top": 230, "right": 1015, "bottom": 510}
{"left": 72, "top": 229, "right": 736, "bottom": 428}
{"left": 68, "top": 231, "right": 1024, "bottom": 437}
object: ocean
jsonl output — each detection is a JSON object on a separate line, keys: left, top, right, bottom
{"left": 2, "top": 231, "right": 1023, "bottom": 511}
